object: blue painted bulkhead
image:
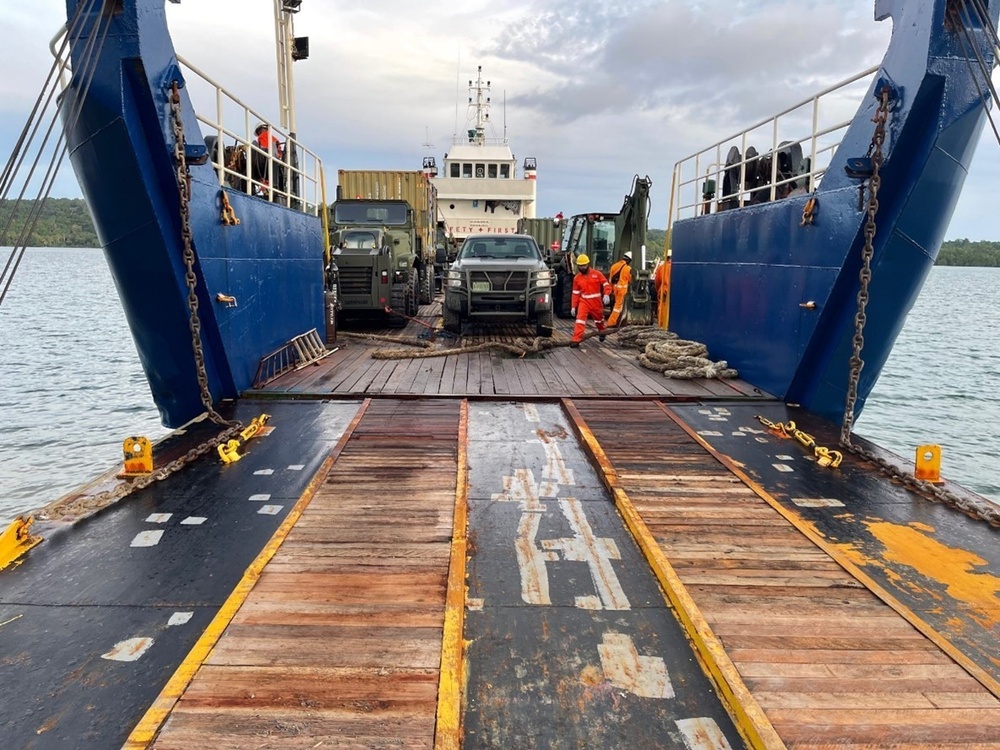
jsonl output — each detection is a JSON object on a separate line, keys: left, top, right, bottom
{"left": 670, "top": 0, "right": 998, "bottom": 425}
{"left": 62, "top": 0, "right": 324, "bottom": 428}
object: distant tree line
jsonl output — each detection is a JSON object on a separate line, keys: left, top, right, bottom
{"left": 0, "top": 198, "right": 99, "bottom": 248}
{"left": 5, "top": 199, "right": 1000, "bottom": 266}
{"left": 936, "top": 238, "right": 1000, "bottom": 267}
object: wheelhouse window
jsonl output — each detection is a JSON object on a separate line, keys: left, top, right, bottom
{"left": 488, "top": 164, "right": 498, "bottom": 178}
{"left": 462, "top": 163, "right": 473, "bottom": 178}
{"left": 475, "top": 163, "right": 485, "bottom": 177}
{"left": 500, "top": 164, "right": 510, "bottom": 178}
{"left": 450, "top": 163, "right": 460, "bottom": 177}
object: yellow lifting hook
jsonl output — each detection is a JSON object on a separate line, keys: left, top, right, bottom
{"left": 218, "top": 414, "right": 271, "bottom": 464}
{"left": 755, "top": 415, "right": 842, "bottom": 469}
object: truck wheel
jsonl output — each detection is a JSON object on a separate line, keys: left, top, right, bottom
{"left": 419, "top": 267, "right": 433, "bottom": 305}
{"left": 389, "top": 283, "right": 407, "bottom": 327}
{"left": 535, "top": 308, "right": 554, "bottom": 338}
{"left": 443, "top": 304, "right": 461, "bottom": 334}
{"left": 555, "top": 269, "right": 573, "bottom": 319}
{"left": 408, "top": 273, "right": 420, "bottom": 316}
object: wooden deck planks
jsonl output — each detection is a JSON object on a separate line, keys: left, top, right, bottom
{"left": 254, "top": 304, "right": 766, "bottom": 401}
{"left": 571, "top": 399, "right": 1000, "bottom": 748}
{"left": 152, "top": 399, "right": 462, "bottom": 750}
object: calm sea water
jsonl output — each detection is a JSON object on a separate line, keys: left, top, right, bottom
{"left": 0, "top": 249, "right": 997, "bottom": 524}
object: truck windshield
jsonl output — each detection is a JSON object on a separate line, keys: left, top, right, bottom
{"left": 459, "top": 238, "right": 541, "bottom": 259}
{"left": 342, "top": 231, "right": 380, "bottom": 250}
{"left": 334, "top": 202, "right": 408, "bottom": 225}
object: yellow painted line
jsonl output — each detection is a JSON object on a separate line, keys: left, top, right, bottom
{"left": 561, "top": 398, "right": 786, "bottom": 750}
{"left": 434, "top": 399, "right": 469, "bottom": 750}
{"left": 123, "top": 399, "right": 372, "bottom": 748}
{"left": 656, "top": 401, "right": 1000, "bottom": 702}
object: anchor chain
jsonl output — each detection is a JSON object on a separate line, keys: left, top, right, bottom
{"left": 839, "top": 86, "right": 1000, "bottom": 527}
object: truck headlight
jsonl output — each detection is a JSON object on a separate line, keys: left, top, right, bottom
{"left": 535, "top": 269, "right": 552, "bottom": 287}
{"left": 447, "top": 270, "right": 463, "bottom": 288}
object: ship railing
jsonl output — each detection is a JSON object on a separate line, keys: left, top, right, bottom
{"left": 668, "top": 64, "right": 879, "bottom": 228}
{"left": 48, "top": 29, "right": 323, "bottom": 215}
{"left": 178, "top": 55, "right": 323, "bottom": 215}
{"left": 450, "top": 134, "right": 510, "bottom": 147}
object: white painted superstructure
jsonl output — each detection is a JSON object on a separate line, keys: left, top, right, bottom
{"left": 427, "top": 66, "right": 536, "bottom": 241}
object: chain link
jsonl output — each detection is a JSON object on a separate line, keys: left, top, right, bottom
{"left": 838, "top": 85, "right": 1000, "bottom": 527}
{"left": 842, "top": 87, "right": 889, "bottom": 445}
{"left": 39, "top": 83, "right": 246, "bottom": 523}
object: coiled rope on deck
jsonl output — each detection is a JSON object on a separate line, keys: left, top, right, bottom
{"left": 615, "top": 325, "right": 738, "bottom": 379}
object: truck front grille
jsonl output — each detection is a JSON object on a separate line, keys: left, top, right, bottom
{"left": 338, "top": 267, "right": 373, "bottom": 295}
{"left": 470, "top": 270, "right": 528, "bottom": 292}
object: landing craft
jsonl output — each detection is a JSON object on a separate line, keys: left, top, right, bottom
{"left": 0, "top": 0, "right": 998, "bottom": 747}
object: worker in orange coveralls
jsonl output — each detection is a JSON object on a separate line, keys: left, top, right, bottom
{"left": 606, "top": 250, "right": 633, "bottom": 327}
{"left": 653, "top": 256, "right": 671, "bottom": 329}
{"left": 570, "top": 253, "right": 611, "bottom": 348}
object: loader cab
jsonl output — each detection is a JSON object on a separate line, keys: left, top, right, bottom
{"left": 563, "top": 214, "right": 617, "bottom": 274}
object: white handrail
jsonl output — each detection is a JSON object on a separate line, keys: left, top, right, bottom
{"left": 177, "top": 54, "right": 323, "bottom": 214}
{"left": 669, "top": 64, "right": 879, "bottom": 227}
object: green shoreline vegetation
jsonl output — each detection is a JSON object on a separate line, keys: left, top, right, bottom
{"left": 3, "top": 199, "right": 997, "bottom": 266}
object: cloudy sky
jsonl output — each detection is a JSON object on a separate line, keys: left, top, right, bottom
{"left": 3, "top": 0, "right": 999, "bottom": 237}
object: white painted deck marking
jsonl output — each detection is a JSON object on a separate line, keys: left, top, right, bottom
{"left": 772, "top": 464, "right": 794, "bottom": 472}
{"left": 731, "top": 431, "right": 746, "bottom": 437}
{"left": 698, "top": 409, "right": 713, "bottom": 415}
{"left": 145, "top": 513, "right": 171, "bottom": 524}
{"left": 180, "top": 516, "right": 206, "bottom": 525}
{"left": 575, "top": 595, "right": 602, "bottom": 610}
{"left": 102, "top": 637, "right": 154, "bottom": 662}
{"left": 130, "top": 530, "right": 164, "bottom": 548}
{"left": 493, "top": 469, "right": 550, "bottom": 508}
{"left": 522, "top": 404, "right": 540, "bottom": 422}
{"left": 467, "top": 598, "right": 484, "bottom": 611}
{"left": 675, "top": 717, "right": 733, "bottom": 750}
{"left": 530, "top": 438, "right": 575, "bottom": 491}
{"left": 258, "top": 504, "right": 283, "bottom": 515}
{"left": 254, "top": 469, "right": 274, "bottom": 476}
{"left": 545, "top": 498, "right": 629, "bottom": 610}
{"left": 698, "top": 430, "right": 723, "bottom": 437}
{"left": 248, "top": 493, "right": 271, "bottom": 502}
{"left": 755, "top": 437, "right": 768, "bottom": 443}
{"left": 775, "top": 454, "right": 795, "bottom": 461}
{"left": 708, "top": 416, "right": 729, "bottom": 422}
{"left": 792, "top": 497, "right": 845, "bottom": 508}
{"left": 598, "top": 632, "right": 674, "bottom": 698}
{"left": 287, "top": 464, "right": 305, "bottom": 471}
{"left": 739, "top": 426, "right": 766, "bottom": 435}
{"left": 515, "top": 511, "right": 556, "bottom": 605}
{"left": 715, "top": 409, "right": 731, "bottom": 416}
{"left": 168, "top": 612, "right": 194, "bottom": 626}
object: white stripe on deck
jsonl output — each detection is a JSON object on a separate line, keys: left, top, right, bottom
{"left": 168, "top": 612, "right": 194, "bottom": 626}
{"left": 145, "top": 513, "right": 171, "bottom": 523}
{"left": 598, "top": 632, "right": 674, "bottom": 699}
{"left": 675, "top": 717, "right": 732, "bottom": 750}
{"left": 130, "top": 530, "right": 163, "bottom": 547}
{"left": 102, "top": 637, "right": 154, "bottom": 662}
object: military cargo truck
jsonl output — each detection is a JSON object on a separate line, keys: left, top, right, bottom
{"left": 337, "top": 170, "right": 439, "bottom": 303}
{"left": 328, "top": 199, "right": 420, "bottom": 326}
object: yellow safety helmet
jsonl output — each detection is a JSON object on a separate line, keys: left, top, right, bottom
{"left": 576, "top": 254, "right": 590, "bottom": 266}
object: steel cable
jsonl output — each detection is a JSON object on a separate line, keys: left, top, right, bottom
{"left": 0, "top": 0, "right": 111, "bottom": 306}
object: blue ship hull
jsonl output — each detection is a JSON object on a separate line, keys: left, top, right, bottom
{"left": 62, "top": 0, "right": 324, "bottom": 428}
{"left": 670, "top": 0, "right": 999, "bottom": 425}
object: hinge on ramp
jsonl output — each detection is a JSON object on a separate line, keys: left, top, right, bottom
{"left": 253, "top": 328, "right": 333, "bottom": 388}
